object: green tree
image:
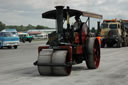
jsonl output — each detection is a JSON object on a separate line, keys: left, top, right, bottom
{"left": 0, "top": 21, "right": 6, "bottom": 31}
{"left": 26, "top": 24, "right": 35, "bottom": 30}
{"left": 0, "top": 21, "right": 52, "bottom": 32}
{"left": 36, "top": 25, "right": 44, "bottom": 29}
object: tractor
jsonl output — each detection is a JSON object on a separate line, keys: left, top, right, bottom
{"left": 34, "top": 6, "right": 103, "bottom": 76}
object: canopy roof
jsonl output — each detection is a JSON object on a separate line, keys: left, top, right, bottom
{"left": 42, "top": 9, "right": 103, "bottom": 19}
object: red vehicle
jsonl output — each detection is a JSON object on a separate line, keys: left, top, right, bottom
{"left": 34, "top": 6, "right": 103, "bottom": 76}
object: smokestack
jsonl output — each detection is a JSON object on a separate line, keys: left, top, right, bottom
{"left": 55, "top": 6, "right": 64, "bottom": 34}
{"left": 97, "top": 21, "right": 101, "bottom": 36}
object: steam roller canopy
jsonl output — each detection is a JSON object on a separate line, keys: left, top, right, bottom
{"left": 37, "top": 49, "right": 71, "bottom": 76}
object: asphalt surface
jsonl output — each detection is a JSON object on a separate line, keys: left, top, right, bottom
{"left": 0, "top": 41, "right": 128, "bottom": 85}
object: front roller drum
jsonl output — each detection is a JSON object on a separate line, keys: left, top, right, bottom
{"left": 52, "top": 50, "right": 72, "bottom": 76}
{"left": 37, "top": 50, "right": 72, "bottom": 76}
{"left": 38, "top": 49, "right": 53, "bottom": 75}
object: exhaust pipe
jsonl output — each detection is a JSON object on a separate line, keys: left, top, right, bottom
{"left": 97, "top": 21, "right": 101, "bottom": 36}
{"left": 55, "top": 6, "right": 64, "bottom": 35}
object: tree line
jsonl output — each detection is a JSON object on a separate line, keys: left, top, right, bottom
{"left": 0, "top": 21, "right": 97, "bottom": 33}
{"left": 0, "top": 21, "right": 52, "bottom": 32}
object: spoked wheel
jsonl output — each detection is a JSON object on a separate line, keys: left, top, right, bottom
{"left": 93, "top": 40, "right": 100, "bottom": 68}
{"left": 37, "top": 49, "right": 72, "bottom": 76}
{"left": 85, "top": 37, "right": 100, "bottom": 69}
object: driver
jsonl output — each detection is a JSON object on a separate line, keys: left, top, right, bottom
{"left": 73, "top": 16, "right": 82, "bottom": 31}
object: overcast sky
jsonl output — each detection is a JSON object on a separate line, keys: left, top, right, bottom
{"left": 0, "top": 0, "right": 128, "bottom": 27}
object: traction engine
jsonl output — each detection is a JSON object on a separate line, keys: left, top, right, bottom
{"left": 34, "top": 6, "right": 103, "bottom": 76}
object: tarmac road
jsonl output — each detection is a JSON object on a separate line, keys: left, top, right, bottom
{"left": 0, "top": 41, "right": 128, "bottom": 85}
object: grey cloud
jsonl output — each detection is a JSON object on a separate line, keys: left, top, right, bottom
{"left": 0, "top": 0, "right": 128, "bottom": 26}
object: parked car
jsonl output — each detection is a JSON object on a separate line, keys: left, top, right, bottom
{"left": 0, "top": 32, "right": 20, "bottom": 49}
{"left": 18, "top": 33, "right": 33, "bottom": 43}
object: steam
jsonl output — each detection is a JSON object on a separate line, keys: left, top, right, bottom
{"left": 54, "top": 0, "right": 68, "bottom": 6}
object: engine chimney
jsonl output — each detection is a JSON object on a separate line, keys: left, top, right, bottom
{"left": 97, "top": 21, "right": 101, "bottom": 35}
{"left": 55, "top": 6, "right": 64, "bottom": 35}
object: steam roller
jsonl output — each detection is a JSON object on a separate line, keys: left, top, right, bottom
{"left": 34, "top": 6, "right": 103, "bottom": 76}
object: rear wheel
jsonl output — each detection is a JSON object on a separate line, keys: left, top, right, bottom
{"left": 29, "top": 39, "right": 32, "bottom": 43}
{"left": 85, "top": 37, "right": 100, "bottom": 69}
{"left": 14, "top": 46, "right": 18, "bottom": 49}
